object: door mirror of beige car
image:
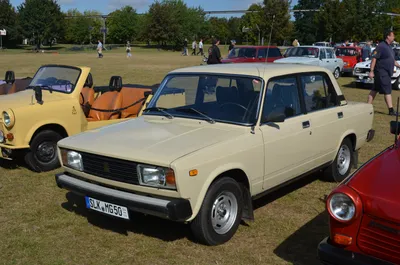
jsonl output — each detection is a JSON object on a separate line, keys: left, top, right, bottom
{"left": 263, "top": 109, "right": 286, "bottom": 123}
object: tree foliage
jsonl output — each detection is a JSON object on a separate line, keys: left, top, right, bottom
{"left": 17, "top": 0, "right": 64, "bottom": 47}
{"left": 0, "top": 0, "right": 17, "bottom": 46}
{"left": 107, "top": 6, "right": 138, "bottom": 43}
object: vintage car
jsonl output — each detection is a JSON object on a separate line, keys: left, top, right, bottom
{"left": 0, "top": 71, "right": 32, "bottom": 95}
{"left": 335, "top": 46, "right": 363, "bottom": 75}
{"left": 274, "top": 46, "right": 344, "bottom": 79}
{"left": 55, "top": 63, "right": 375, "bottom": 246}
{"left": 318, "top": 118, "right": 400, "bottom": 265}
{"left": 314, "top": 41, "right": 332, "bottom": 47}
{"left": 0, "top": 64, "right": 159, "bottom": 172}
{"left": 353, "top": 47, "right": 400, "bottom": 90}
{"left": 222, "top": 46, "right": 283, "bottom": 63}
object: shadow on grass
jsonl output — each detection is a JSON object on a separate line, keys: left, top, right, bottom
{"left": 61, "top": 192, "right": 191, "bottom": 242}
{"left": 273, "top": 211, "right": 329, "bottom": 265}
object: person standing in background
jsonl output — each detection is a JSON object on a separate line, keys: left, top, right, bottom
{"left": 197, "top": 39, "right": 204, "bottom": 56}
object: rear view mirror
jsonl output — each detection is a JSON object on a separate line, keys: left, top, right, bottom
{"left": 390, "top": 121, "right": 400, "bottom": 135}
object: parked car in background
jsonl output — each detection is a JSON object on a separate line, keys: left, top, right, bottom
{"left": 319, "top": 119, "right": 400, "bottom": 265}
{"left": 314, "top": 41, "right": 332, "bottom": 47}
{"left": 353, "top": 47, "right": 400, "bottom": 90}
{"left": 55, "top": 63, "right": 374, "bottom": 246}
{"left": 221, "top": 46, "right": 283, "bottom": 63}
{"left": 0, "top": 65, "right": 157, "bottom": 172}
{"left": 335, "top": 46, "right": 363, "bottom": 75}
{"left": 274, "top": 46, "right": 344, "bottom": 79}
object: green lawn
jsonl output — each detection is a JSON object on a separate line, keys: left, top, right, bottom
{"left": 0, "top": 48, "right": 398, "bottom": 265}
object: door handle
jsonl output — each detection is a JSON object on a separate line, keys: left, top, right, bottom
{"left": 338, "top": 112, "right": 344, "bottom": 119}
{"left": 302, "top": 121, "right": 310, "bottom": 129}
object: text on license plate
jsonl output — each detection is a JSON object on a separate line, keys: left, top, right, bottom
{"left": 85, "top": 196, "right": 129, "bottom": 220}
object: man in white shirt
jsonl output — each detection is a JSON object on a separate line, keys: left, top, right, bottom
{"left": 97, "top": 40, "right": 103, "bottom": 58}
{"left": 191, "top": 40, "right": 197, "bottom": 56}
{"left": 197, "top": 39, "right": 204, "bottom": 56}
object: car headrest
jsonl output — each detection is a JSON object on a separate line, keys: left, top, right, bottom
{"left": 109, "top": 76, "right": 123, "bottom": 92}
{"left": 84, "top": 73, "right": 93, "bottom": 87}
{"left": 5, "top": 71, "right": 15, "bottom": 84}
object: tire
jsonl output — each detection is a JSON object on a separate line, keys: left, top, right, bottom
{"left": 392, "top": 76, "right": 400, "bottom": 90}
{"left": 24, "top": 130, "right": 62, "bottom": 172}
{"left": 190, "top": 177, "right": 243, "bottom": 246}
{"left": 324, "top": 138, "right": 354, "bottom": 182}
{"left": 334, "top": 68, "right": 341, "bottom": 79}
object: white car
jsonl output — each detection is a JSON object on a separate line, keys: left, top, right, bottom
{"left": 274, "top": 46, "right": 344, "bottom": 79}
{"left": 353, "top": 47, "right": 400, "bottom": 90}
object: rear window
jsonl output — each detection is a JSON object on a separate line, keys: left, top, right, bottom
{"left": 336, "top": 48, "right": 357, "bottom": 56}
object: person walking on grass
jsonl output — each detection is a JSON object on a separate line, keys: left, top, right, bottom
{"left": 182, "top": 38, "right": 188, "bottom": 56}
{"left": 197, "top": 39, "right": 204, "bottom": 56}
{"left": 126, "top": 41, "right": 132, "bottom": 58}
{"left": 191, "top": 40, "right": 197, "bottom": 56}
{"left": 368, "top": 30, "right": 400, "bottom": 116}
{"left": 97, "top": 40, "right": 103, "bottom": 58}
{"left": 207, "top": 38, "right": 222, "bottom": 65}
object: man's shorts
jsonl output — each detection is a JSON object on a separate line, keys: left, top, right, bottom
{"left": 373, "top": 71, "right": 392, "bottom": 95}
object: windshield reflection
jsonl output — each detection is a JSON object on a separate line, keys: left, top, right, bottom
{"left": 28, "top": 66, "right": 81, "bottom": 93}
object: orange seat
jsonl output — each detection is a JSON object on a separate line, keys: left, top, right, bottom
{"left": 7, "top": 78, "right": 32, "bottom": 94}
{"left": 80, "top": 87, "right": 95, "bottom": 106}
{"left": 120, "top": 87, "right": 152, "bottom": 118}
{"left": 87, "top": 91, "right": 122, "bottom": 121}
{"left": 0, "top": 84, "right": 12, "bottom": 95}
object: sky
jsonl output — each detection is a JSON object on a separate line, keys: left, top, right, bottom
{"left": 10, "top": 0, "right": 298, "bottom": 17}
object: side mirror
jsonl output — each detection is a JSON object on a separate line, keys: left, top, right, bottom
{"left": 263, "top": 108, "right": 286, "bottom": 123}
{"left": 33, "top": 86, "right": 44, "bottom": 105}
{"left": 390, "top": 121, "right": 400, "bottom": 135}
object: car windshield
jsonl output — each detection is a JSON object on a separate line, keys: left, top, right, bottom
{"left": 145, "top": 74, "right": 263, "bottom": 125}
{"left": 228, "top": 47, "right": 257, "bottom": 59}
{"left": 336, "top": 48, "right": 357, "bottom": 57}
{"left": 28, "top": 66, "right": 81, "bottom": 93}
{"left": 286, "top": 47, "right": 319, "bottom": 58}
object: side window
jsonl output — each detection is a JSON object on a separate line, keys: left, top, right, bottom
{"left": 320, "top": 49, "right": 326, "bottom": 59}
{"left": 257, "top": 49, "right": 266, "bottom": 58}
{"left": 301, "top": 73, "right": 339, "bottom": 112}
{"left": 326, "top": 49, "right": 334, "bottom": 59}
{"left": 262, "top": 76, "right": 302, "bottom": 122}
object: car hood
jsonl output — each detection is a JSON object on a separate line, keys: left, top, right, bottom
{"left": 355, "top": 61, "right": 372, "bottom": 68}
{"left": 274, "top": 57, "right": 319, "bottom": 64}
{"left": 58, "top": 116, "right": 246, "bottom": 166}
{"left": 347, "top": 145, "right": 400, "bottom": 223}
{"left": 0, "top": 89, "right": 69, "bottom": 111}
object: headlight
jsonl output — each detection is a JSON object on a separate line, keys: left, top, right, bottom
{"left": 329, "top": 193, "right": 355, "bottom": 222}
{"left": 61, "top": 149, "right": 83, "bottom": 171}
{"left": 2, "top": 110, "right": 14, "bottom": 128}
{"left": 137, "top": 164, "right": 176, "bottom": 190}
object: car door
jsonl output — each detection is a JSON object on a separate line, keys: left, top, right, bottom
{"left": 326, "top": 48, "right": 340, "bottom": 72}
{"left": 319, "top": 48, "right": 330, "bottom": 70}
{"left": 300, "top": 72, "right": 345, "bottom": 165}
{"left": 259, "top": 75, "right": 315, "bottom": 190}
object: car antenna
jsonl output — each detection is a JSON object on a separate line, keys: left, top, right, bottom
{"left": 395, "top": 97, "right": 399, "bottom": 148}
{"left": 262, "top": 14, "right": 276, "bottom": 80}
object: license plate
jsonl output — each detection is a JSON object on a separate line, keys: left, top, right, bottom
{"left": 85, "top": 196, "right": 129, "bottom": 220}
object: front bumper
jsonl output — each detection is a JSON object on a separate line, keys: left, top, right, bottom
{"left": 0, "top": 144, "right": 29, "bottom": 160}
{"left": 318, "top": 237, "right": 394, "bottom": 265}
{"left": 55, "top": 173, "right": 193, "bottom": 222}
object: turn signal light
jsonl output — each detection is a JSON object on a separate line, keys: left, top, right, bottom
{"left": 166, "top": 169, "right": 176, "bottom": 185}
{"left": 6, "top": 133, "right": 14, "bottom": 141}
{"left": 333, "top": 234, "right": 352, "bottom": 246}
{"left": 189, "top": 169, "right": 198, "bottom": 177}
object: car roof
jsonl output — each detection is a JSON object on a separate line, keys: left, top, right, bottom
{"left": 234, "top": 46, "right": 279, "bottom": 49}
{"left": 169, "top": 63, "right": 331, "bottom": 80}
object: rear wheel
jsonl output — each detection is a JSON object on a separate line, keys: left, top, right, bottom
{"left": 324, "top": 138, "right": 354, "bottom": 182}
{"left": 190, "top": 177, "right": 243, "bottom": 246}
{"left": 25, "top": 130, "right": 62, "bottom": 172}
{"left": 334, "top": 68, "right": 341, "bottom": 79}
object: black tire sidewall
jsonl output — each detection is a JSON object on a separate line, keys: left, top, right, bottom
{"left": 191, "top": 178, "right": 243, "bottom": 246}
{"left": 26, "top": 130, "right": 62, "bottom": 172}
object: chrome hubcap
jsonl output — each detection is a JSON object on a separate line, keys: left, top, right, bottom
{"left": 36, "top": 142, "right": 56, "bottom": 163}
{"left": 337, "top": 145, "right": 351, "bottom": 175}
{"left": 335, "top": 69, "right": 340, "bottom": 78}
{"left": 211, "top": 191, "right": 238, "bottom": 235}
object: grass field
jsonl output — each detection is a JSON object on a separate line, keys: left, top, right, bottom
{"left": 0, "top": 47, "right": 399, "bottom": 265}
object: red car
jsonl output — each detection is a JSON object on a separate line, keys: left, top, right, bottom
{"left": 335, "top": 47, "right": 363, "bottom": 75}
{"left": 221, "top": 46, "right": 283, "bottom": 63}
{"left": 318, "top": 120, "right": 400, "bottom": 264}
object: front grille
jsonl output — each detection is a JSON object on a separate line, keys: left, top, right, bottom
{"left": 81, "top": 152, "right": 139, "bottom": 185}
{"left": 355, "top": 68, "right": 370, "bottom": 74}
{"left": 357, "top": 215, "right": 400, "bottom": 264}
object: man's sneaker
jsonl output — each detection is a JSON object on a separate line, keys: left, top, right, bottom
{"left": 389, "top": 111, "right": 398, "bottom": 116}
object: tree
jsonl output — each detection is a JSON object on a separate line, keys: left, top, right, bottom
{"left": 17, "top": 0, "right": 64, "bottom": 47}
{"left": 208, "top": 17, "right": 229, "bottom": 44}
{"left": 107, "top": 6, "right": 138, "bottom": 43}
{"left": 293, "top": 0, "right": 324, "bottom": 44}
{"left": 241, "top": 4, "right": 263, "bottom": 45}
{"left": 262, "top": 0, "right": 292, "bottom": 45}
{"left": 0, "top": 0, "right": 17, "bottom": 47}
{"left": 64, "top": 9, "right": 102, "bottom": 44}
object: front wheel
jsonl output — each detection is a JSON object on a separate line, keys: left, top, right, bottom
{"left": 334, "top": 68, "right": 341, "bottom": 79}
{"left": 323, "top": 138, "right": 354, "bottom": 182}
{"left": 24, "top": 130, "right": 62, "bottom": 172}
{"left": 190, "top": 177, "right": 243, "bottom": 246}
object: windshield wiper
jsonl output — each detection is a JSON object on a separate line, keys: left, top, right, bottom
{"left": 143, "top": 107, "right": 174, "bottom": 119}
{"left": 175, "top": 108, "right": 216, "bottom": 124}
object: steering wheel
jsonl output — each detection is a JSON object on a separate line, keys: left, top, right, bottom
{"left": 219, "top": 102, "right": 249, "bottom": 113}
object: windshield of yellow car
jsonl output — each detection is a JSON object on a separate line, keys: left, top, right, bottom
{"left": 145, "top": 74, "right": 264, "bottom": 126}
{"left": 28, "top": 66, "right": 81, "bottom": 94}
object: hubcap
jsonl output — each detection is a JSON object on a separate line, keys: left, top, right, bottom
{"left": 211, "top": 191, "right": 238, "bottom": 235}
{"left": 337, "top": 145, "right": 351, "bottom": 176}
{"left": 36, "top": 141, "right": 56, "bottom": 163}
{"left": 335, "top": 69, "right": 340, "bottom": 78}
